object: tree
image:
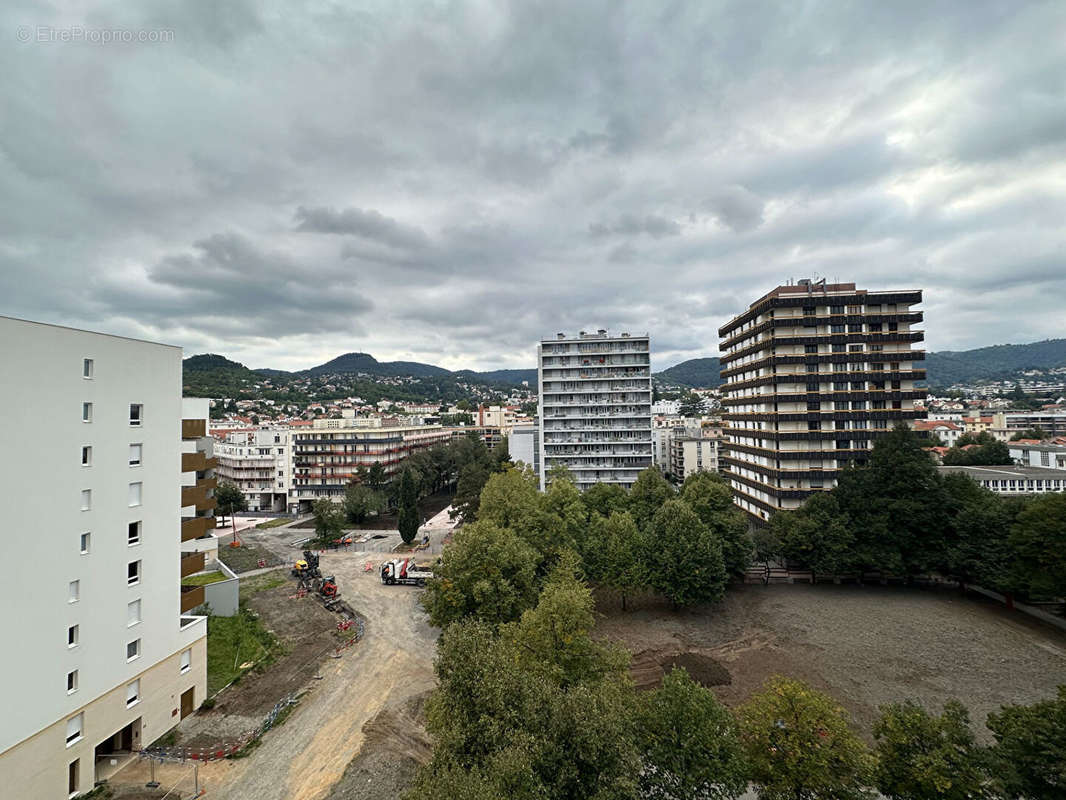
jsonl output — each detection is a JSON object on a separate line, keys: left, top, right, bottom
{"left": 942, "top": 474, "right": 1022, "bottom": 591}
{"left": 214, "top": 481, "right": 247, "bottom": 525}
{"left": 942, "top": 438, "right": 1012, "bottom": 466}
{"left": 646, "top": 500, "right": 727, "bottom": 608}
{"left": 588, "top": 512, "right": 647, "bottom": 610}
{"left": 737, "top": 677, "right": 874, "bottom": 800}
{"left": 397, "top": 468, "right": 420, "bottom": 544}
{"left": 583, "top": 483, "right": 629, "bottom": 518}
{"left": 771, "top": 493, "right": 856, "bottom": 576}
{"left": 1009, "top": 492, "right": 1066, "bottom": 599}
{"left": 680, "top": 471, "right": 753, "bottom": 575}
{"left": 476, "top": 466, "right": 541, "bottom": 543}
{"left": 985, "top": 686, "right": 1066, "bottom": 800}
{"left": 311, "top": 499, "right": 344, "bottom": 544}
{"left": 537, "top": 474, "right": 588, "bottom": 564}
{"left": 365, "top": 462, "right": 388, "bottom": 492}
{"left": 1010, "top": 426, "right": 1049, "bottom": 441}
{"left": 628, "top": 467, "right": 676, "bottom": 531}
{"left": 873, "top": 700, "right": 988, "bottom": 800}
{"left": 456, "top": 399, "right": 473, "bottom": 411}
{"left": 343, "top": 482, "right": 384, "bottom": 524}
{"left": 422, "top": 520, "right": 539, "bottom": 628}
{"left": 452, "top": 461, "right": 491, "bottom": 524}
{"left": 636, "top": 667, "right": 749, "bottom": 800}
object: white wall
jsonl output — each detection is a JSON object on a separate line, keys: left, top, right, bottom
{"left": 0, "top": 317, "right": 204, "bottom": 758}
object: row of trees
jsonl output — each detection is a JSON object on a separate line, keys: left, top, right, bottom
{"left": 767, "top": 425, "right": 1066, "bottom": 600}
{"left": 422, "top": 465, "right": 751, "bottom": 627}
{"left": 940, "top": 431, "right": 1012, "bottom": 466}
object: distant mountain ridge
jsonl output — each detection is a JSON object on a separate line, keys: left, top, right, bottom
{"left": 924, "top": 339, "right": 1066, "bottom": 387}
{"left": 654, "top": 357, "right": 722, "bottom": 388}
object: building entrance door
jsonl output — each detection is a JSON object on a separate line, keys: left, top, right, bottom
{"left": 180, "top": 687, "right": 195, "bottom": 720}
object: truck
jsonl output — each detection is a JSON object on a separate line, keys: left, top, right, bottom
{"left": 380, "top": 558, "right": 433, "bottom": 587}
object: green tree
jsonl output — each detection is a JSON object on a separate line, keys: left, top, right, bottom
{"left": 456, "top": 398, "right": 473, "bottom": 411}
{"left": 342, "top": 482, "right": 384, "bottom": 523}
{"left": 365, "top": 462, "right": 388, "bottom": 492}
{"left": 452, "top": 461, "right": 491, "bottom": 524}
{"left": 476, "top": 466, "right": 542, "bottom": 544}
{"left": 985, "top": 686, "right": 1066, "bottom": 800}
{"left": 1010, "top": 426, "right": 1049, "bottom": 441}
{"left": 1009, "top": 492, "right": 1066, "bottom": 598}
{"left": 771, "top": 493, "right": 856, "bottom": 576}
{"left": 311, "top": 499, "right": 344, "bottom": 544}
{"left": 583, "top": 483, "right": 630, "bottom": 518}
{"left": 646, "top": 500, "right": 727, "bottom": 608}
{"left": 537, "top": 474, "right": 588, "bottom": 564}
{"left": 943, "top": 473, "right": 1022, "bottom": 591}
{"left": 942, "top": 438, "right": 1012, "bottom": 466}
{"left": 680, "top": 471, "right": 753, "bottom": 575}
{"left": 628, "top": 467, "right": 676, "bottom": 531}
{"left": 214, "top": 481, "right": 247, "bottom": 524}
{"left": 737, "top": 677, "right": 874, "bottom": 800}
{"left": 422, "top": 520, "right": 540, "bottom": 628}
{"left": 873, "top": 700, "right": 988, "bottom": 800}
{"left": 636, "top": 667, "right": 749, "bottom": 800}
{"left": 397, "top": 468, "right": 420, "bottom": 544}
{"left": 588, "top": 512, "right": 646, "bottom": 610}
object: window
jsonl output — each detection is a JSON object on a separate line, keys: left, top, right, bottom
{"left": 129, "top": 404, "right": 143, "bottom": 426}
{"left": 82, "top": 402, "right": 93, "bottom": 423}
{"left": 802, "top": 305, "right": 816, "bottom": 316}
{"left": 128, "top": 482, "right": 142, "bottom": 507}
{"left": 67, "top": 670, "right": 78, "bottom": 695}
{"left": 69, "top": 580, "right": 80, "bottom": 603}
{"left": 847, "top": 324, "right": 862, "bottom": 332}
{"left": 81, "top": 489, "right": 91, "bottom": 511}
{"left": 804, "top": 344, "right": 818, "bottom": 354}
{"left": 126, "top": 679, "right": 140, "bottom": 707}
{"left": 807, "top": 401, "right": 821, "bottom": 410}
{"left": 127, "top": 599, "right": 141, "bottom": 626}
{"left": 832, "top": 343, "right": 846, "bottom": 353}
{"left": 69, "top": 759, "right": 79, "bottom": 795}
{"left": 126, "top": 639, "right": 140, "bottom": 661}
{"left": 128, "top": 521, "right": 141, "bottom": 546}
{"left": 129, "top": 444, "right": 142, "bottom": 467}
{"left": 180, "top": 648, "right": 191, "bottom": 674}
{"left": 888, "top": 322, "right": 899, "bottom": 332}
{"left": 831, "top": 324, "right": 845, "bottom": 333}
{"left": 65, "top": 714, "right": 83, "bottom": 746}
{"left": 68, "top": 625, "right": 79, "bottom": 648}
{"left": 79, "top": 532, "right": 91, "bottom": 555}
{"left": 82, "top": 358, "right": 94, "bottom": 379}
{"left": 807, "top": 382, "right": 820, "bottom": 392}
{"left": 830, "top": 304, "right": 844, "bottom": 314}
{"left": 1041, "top": 451, "right": 1050, "bottom": 466}
{"left": 81, "top": 446, "right": 92, "bottom": 466}
{"left": 127, "top": 560, "right": 141, "bottom": 586}
{"left": 806, "top": 362, "right": 819, "bottom": 373}
{"left": 869, "top": 322, "right": 883, "bottom": 332}
{"left": 848, "top": 344, "right": 863, "bottom": 352}
{"left": 807, "top": 421, "right": 821, "bottom": 431}
{"left": 836, "top": 440, "right": 851, "bottom": 450}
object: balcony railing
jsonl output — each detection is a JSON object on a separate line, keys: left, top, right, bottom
{"left": 181, "top": 451, "right": 218, "bottom": 472}
{"left": 181, "top": 516, "right": 213, "bottom": 542}
{"left": 182, "top": 419, "right": 206, "bottom": 440}
{"left": 180, "top": 585, "right": 205, "bottom": 613}
{"left": 180, "top": 551, "right": 206, "bottom": 578}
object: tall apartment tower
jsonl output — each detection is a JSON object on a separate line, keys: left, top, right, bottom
{"left": 0, "top": 317, "right": 211, "bottom": 798}
{"left": 717, "top": 281, "right": 926, "bottom": 521}
{"left": 537, "top": 330, "right": 653, "bottom": 491}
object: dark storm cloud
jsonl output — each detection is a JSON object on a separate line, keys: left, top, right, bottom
{"left": 1, "top": 0, "right": 1064, "bottom": 370}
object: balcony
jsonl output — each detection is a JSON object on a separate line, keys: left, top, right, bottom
{"left": 181, "top": 484, "right": 216, "bottom": 512}
{"left": 182, "top": 419, "right": 206, "bottom": 440}
{"left": 181, "top": 515, "right": 213, "bottom": 542}
{"left": 180, "top": 551, "right": 206, "bottom": 578}
{"left": 182, "top": 451, "right": 218, "bottom": 472}
{"left": 180, "top": 585, "right": 205, "bottom": 614}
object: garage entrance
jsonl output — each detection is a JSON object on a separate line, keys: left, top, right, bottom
{"left": 94, "top": 718, "right": 140, "bottom": 784}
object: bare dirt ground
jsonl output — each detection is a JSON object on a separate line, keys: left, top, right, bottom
{"left": 597, "top": 583, "right": 1066, "bottom": 738}
{"left": 115, "top": 550, "right": 438, "bottom": 800}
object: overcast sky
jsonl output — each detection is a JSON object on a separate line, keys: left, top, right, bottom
{"left": 3, "top": 1, "right": 1065, "bottom": 372}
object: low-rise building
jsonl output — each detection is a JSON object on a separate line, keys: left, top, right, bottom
{"left": 1009, "top": 442, "right": 1066, "bottom": 471}
{"left": 937, "top": 465, "right": 1066, "bottom": 495}
{"left": 1005, "top": 411, "right": 1066, "bottom": 437}
{"left": 913, "top": 419, "right": 963, "bottom": 448}
{"left": 668, "top": 433, "right": 720, "bottom": 480}
{"left": 213, "top": 428, "right": 290, "bottom": 512}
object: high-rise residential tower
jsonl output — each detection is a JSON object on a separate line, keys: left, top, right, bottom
{"left": 537, "top": 330, "right": 653, "bottom": 490}
{"left": 0, "top": 317, "right": 212, "bottom": 798}
{"left": 717, "top": 280, "right": 927, "bottom": 521}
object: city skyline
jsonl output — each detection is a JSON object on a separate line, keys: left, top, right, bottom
{"left": 3, "top": 1, "right": 1065, "bottom": 372}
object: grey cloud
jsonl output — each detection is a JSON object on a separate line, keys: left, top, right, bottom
{"left": 706, "top": 185, "right": 764, "bottom": 232}
{"left": 294, "top": 206, "right": 431, "bottom": 250}
{"left": 589, "top": 214, "right": 682, "bottom": 239}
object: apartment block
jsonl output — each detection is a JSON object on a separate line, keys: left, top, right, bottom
{"left": 668, "top": 431, "right": 721, "bottom": 481}
{"left": 508, "top": 422, "right": 540, "bottom": 473}
{"left": 537, "top": 330, "right": 653, "bottom": 490}
{"left": 0, "top": 317, "right": 208, "bottom": 798}
{"left": 289, "top": 418, "right": 451, "bottom": 509}
{"left": 213, "top": 428, "right": 290, "bottom": 512}
{"left": 718, "top": 280, "right": 927, "bottom": 521}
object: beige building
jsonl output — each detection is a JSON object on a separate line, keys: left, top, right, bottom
{"left": 0, "top": 318, "right": 210, "bottom": 798}
{"left": 668, "top": 433, "right": 720, "bottom": 480}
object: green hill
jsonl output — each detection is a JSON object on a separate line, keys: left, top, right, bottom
{"left": 925, "top": 339, "right": 1066, "bottom": 387}
{"left": 654, "top": 357, "right": 722, "bottom": 388}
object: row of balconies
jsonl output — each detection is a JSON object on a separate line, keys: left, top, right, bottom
{"left": 720, "top": 311, "right": 924, "bottom": 349}
{"left": 718, "top": 291, "right": 923, "bottom": 338}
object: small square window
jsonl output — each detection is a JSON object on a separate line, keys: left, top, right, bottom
{"left": 68, "top": 580, "right": 80, "bottom": 603}
{"left": 128, "top": 521, "right": 142, "bottom": 546}
{"left": 126, "top": 639, "right": 140, "bottom": 661}
{"left": 82, "top": 402, "right": 93, "bottom": 423}
{"left": 126, "top": 679, "right": 140, "bottom": 707}
{"left": 66, "top": 713, "right": 83, "bottom": 746}
{"left": 129, "top": 404, "right": 143, "bottom": 426}
{"left": 127, "top": 561, "right": 141, "bottom": 586}
{"left": 128, "top": 599, "right": 141, "bottom": 626}
{"left": 128, "top": 482, "right": 142, "bottom": 507}
{"left": 82, "top": 359, "right": 94, "bottom": 379}
{"left": 81, "top": 446, "right": 92, "bottom": 466}
{"left": 79, "top": 532, "right": 91, "bottom": 555}
{"left": 68, "top": 625, "right": 79, "bottom": 647}
{"left": 129, "top": 444, "right": 142, "bottom": 467}
{"left": 180, "top": 648, "right": 191, "bottom": 674}
{"left": 67, "top": 670, "right": 78, "bottom": 694}
{"left": 81, "top": 489, "right": 91, "bottom": 511}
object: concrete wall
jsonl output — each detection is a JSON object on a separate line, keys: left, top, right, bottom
{"left": 200, "top": 560, "right": 239, "bottom": 617}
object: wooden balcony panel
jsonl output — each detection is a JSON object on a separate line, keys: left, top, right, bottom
{"left": 181, "top": 516, "right": 213, "bottom": 542}
{"left": 180, "top": 585, "right": 205, "bottom": 613}
{"left": 181, "top": 485, "right": 205, "bottom": 508}
{"left": 180, "top": 551, "right": 206, "bottom": 578}
{"left": 199, "top": 476, "right": 218, "bottom": 492}
{"left": 182, "top": 419, "right": 206, "bottom": 440}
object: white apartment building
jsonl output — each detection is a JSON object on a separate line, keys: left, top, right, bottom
{"left": 0, "top": 317, "right": 209, "bottom": 798}
{"left": 937, "top": 465, "right": 1066, "bottom": 495}
{"left": 651, "top": 399, "right": 681, "bottom": 416}
{"left": 668, "top": 431, "right": 721, "bottom": 481}
{"left": 1009, "top": 442, "right": 1066, "bottom": 471}
{"left": 507, "top": 422, "right": 540, "bottom": 473}
{"left": 213, "top": 428, "right": 291, "bottom": 512}
{"left": 537, "top": 330, "right": 653, "bottom": 491}
{"left": 718, "top": 280, "right": 927, "bottom": 520}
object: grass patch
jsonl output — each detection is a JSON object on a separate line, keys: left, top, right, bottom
{"left": 182, "top": 571, "right": 229, "bottom": 586}
{"left": 206, "top": 608, "right": 283, "bottom": 696}
{"left": 218, "top": 540, "right": 284, "bottom": 574}
{"left": 238, "top": 569, "right": 288, "bottom": 603}
{"left": 256, "top": 517, "right": 295, "bottom": 529}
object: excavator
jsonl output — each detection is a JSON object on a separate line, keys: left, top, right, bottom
{"left": 292, "top": 550, "right": 341, "bottom": 607}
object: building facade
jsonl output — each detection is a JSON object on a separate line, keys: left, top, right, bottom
{"left": 508, "top": 422, "right": 540, "bottom": 473}
{"left": 537, "top": 330, "right": 653, "bottom": 490}
{"left": 937, "top": 465, "right": 1066, "bottom": 495}
{"left": 0, "top": 317, "right": 208, "bottom": 798}
{"left": 1009, "top": 442, "right": 1066, "bottom": 471}
{"left": 668, "top": 433, "right": 720, "bottom": 480}
{"left": 718, "top": 281, "right": 927, "bottom": 521}
{"left": 1004, "top": 411, "right": 1066, "bottom": 437}
{"left": 289, "top": 418, "right": 451, "bottom": 509}
{"left": 213, "top": 428, "right": 290, "bottom": 512}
